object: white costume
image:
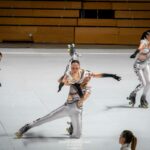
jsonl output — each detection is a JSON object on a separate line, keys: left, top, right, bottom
{"left": 120, "top": 144, "right": 131, "bottom": 150}
{"left": 132, "top": 39, "right": 150, "bottom": 98}
{"left": 26, "top": 69, "right": 92, "bottom": 138}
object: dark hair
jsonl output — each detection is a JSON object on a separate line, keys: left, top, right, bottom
{"left": 122, "top": 130, "right": 137, "bottom": 150}
{"left": 71, "top": 60, "right": 80, "bottom": 65}
{"left": 140, "top": 30, "right": 150, "bottom": 40}
{"left": 0, "top": 52, "right": 2, "bottom": 56}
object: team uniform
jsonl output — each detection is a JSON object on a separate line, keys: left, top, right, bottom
{"left": 16, "top": 69, "right": 92, "bottom": 138}
{"left": 120, "top": 144, "right": 131, "bottom": 150}
{"left": 128, "top": 39, "right": 150, "bottom": 108}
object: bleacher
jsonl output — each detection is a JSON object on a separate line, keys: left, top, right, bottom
{"left": 0, "top": 0, "right": 149, "bottom": 45}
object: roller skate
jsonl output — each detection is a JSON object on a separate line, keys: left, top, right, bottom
{"left": 66, "top": 122, "right": 73, "bottom": 135}
{"left": 127, "top": 92, "right": 136, "bottom": 107}
{"left": 68, "top": 43, "right": 79, "bottom": 60}
{"left": 139, "top": 95, "right": 149, "bottom": 108}
{"left": 15, "top": 124, "right": 31, "bottom": 138}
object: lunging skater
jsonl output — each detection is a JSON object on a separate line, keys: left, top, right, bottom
{"left": 128, "top": 30, "right": 150, "bottom": 108}
{"left": 16, "top": 44, "right": 121, "bottom": 139}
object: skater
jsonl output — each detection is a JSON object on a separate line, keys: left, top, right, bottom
{"left": 119, "top": 130, "right": 137, "bottom": 150}
{"left": 0, "top": 52, "right": 2, "bottom": 87}
{"left": 128, "top": 30, "right": 150, "bottom": 108}
{"left": 16, "top": 60, "right": 121, "bottom": 139}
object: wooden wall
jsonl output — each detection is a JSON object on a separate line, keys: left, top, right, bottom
{"left": 0, "top": 0, "right": 150, "bottom": 45}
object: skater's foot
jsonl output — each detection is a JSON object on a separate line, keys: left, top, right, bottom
{"left": 139, "top": 95, "right": 149, "bottom": 108}
{"left": 66, "top": 122, "right": 73, "bottom": 135}
{"left": 127, "top": 92, "right": 136, "bottom": 107}
{"left": 15, "top": 124, "right": 31, "bottom": 138}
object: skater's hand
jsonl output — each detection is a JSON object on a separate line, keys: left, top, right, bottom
{"left": 112, "top": 75, "right": 121, "bottom": 81}
{"left": 77, "top": 100, "right": 83, "bottom": 108}
{"left": 130, "top": 53, "right": 136, "bottom": 58}
{"left": 130, "top": 49, "right": 140, "bottom": 59}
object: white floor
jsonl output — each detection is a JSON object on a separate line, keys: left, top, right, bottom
{"left": 0, "top": 47, "right": 150, "bottom": 150}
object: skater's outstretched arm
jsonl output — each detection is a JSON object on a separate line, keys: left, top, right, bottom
{"left": 130, "top": 39, "right": 148, "bottom": 59}
{"left": 91, "top": 73, "right": 121, "bottom": 81}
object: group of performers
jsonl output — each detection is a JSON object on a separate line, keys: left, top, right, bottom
{"left": 7, "top": 30, "right": 149, "bottom": 150}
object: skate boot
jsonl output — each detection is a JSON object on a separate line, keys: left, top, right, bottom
{"left": 127, "top": 92, "right": 136, "bottom": 107}
{"left": 15, "top": 124, "right": 31, "bottom": 138}
{"left": 68, "top": 44, "right": 79, "bottom": 60}
{"left": 66, "top": 122, "right": 73, "bottom": 135}
{"left": 68, "top": 44, "right": 75, "bottom": 57}
{"left": 139, "top": 95, "right": 149, "bottom": 108}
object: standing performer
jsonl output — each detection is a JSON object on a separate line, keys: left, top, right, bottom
{"left": 0, "top": 52, "right": 2, "bottom": 87}
{"left": 128, "top": 30, "right": 150, "bottom": 108}
{"left": 15, "top": 44, "right": 121, "bottom": 139}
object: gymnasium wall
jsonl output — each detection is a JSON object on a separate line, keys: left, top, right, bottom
{"left": 0, "top": 0, "right": 150, "bottom": 45}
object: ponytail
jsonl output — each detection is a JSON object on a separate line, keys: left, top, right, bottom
{"left": 131, "top": 136, "right": 137, "bottom": 150}
{"left": 140, "top": 30, "right": 150, "bottom": 40}
{"left": 121, "top": 130, "right": 137, "bottom": 150}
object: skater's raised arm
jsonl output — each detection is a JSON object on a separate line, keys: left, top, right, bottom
{"left": 91, "top": 73, "right": 121, "bottom": 81}
{"left": 130, "top": 30, "right": 150, "bottom": 58}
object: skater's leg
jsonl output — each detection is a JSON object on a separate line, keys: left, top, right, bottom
{"left": 143, "top": 65, "right": 150, "bottom": 97}
{"left": 70, "top": 104, "right": 82, "bottom": 138}
{"left": 139, "top": 65, "right": 150, "bottom": 108}
{"left": 133, "top": 68, "right": 146, "bottom": 94}
{"left": 16, "top": 104, "right": 69, "bottom": 138}
{"left": 30, "top": 104, "right": 69, "bottom": 128}
{"left": 128, "top": 68, "right": 146, "bottom": 106}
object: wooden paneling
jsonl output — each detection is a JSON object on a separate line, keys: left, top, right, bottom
{"left": 0, "top": 26, "right": 37, "bottom": 41}
{"left": 113, "top": 2, "right": 150, "bottom": 10}
{"left": 0, "top": 0, "right": 150, "bottom": 45}
{"left": 83, "top": 2, "right": 112, "bottom": 9}
{"left": 34, "top": 27, "right": 74, "bottom": 43}
{"left": 78, "top": 19, "right": 150, "bottom": 28}
{"left": 118, "top": 28, "right": 150, "bottom": 44}
{"left": 115, "top": 11, "right": 150, "bottom": 18}
{"left": 0, "top": 9, "right": 79, "bottom": 18}
{"left": 0, "top": 26, "right": 74, "bottom": 43}
{"left": 83, "top": 0, "right": 150, "bottom": 1}
{"left": 0, "top": 18, "right": 77, "bottom": 26}
{"left": 117, "top": 20, "right": 150, "bottom": 27}
{"left": 75, "top": 27, "right": 150, "bottom": 44}
{"left": 0, "top": 1, "right": 81, "bottom": 9}
{"left": 75, "top": 27, "right": 118, "bottom": 44}
{"left": 78, "top": 19, "right": 117, "bottom": 27}
{"left": 118, "top": 28, "right": 150, "bottom": 35}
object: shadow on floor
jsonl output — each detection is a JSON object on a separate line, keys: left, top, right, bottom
{"left": 104, "top": 104, "right": 140, "bottom": 111}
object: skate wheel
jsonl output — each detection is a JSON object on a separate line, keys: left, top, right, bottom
{"left": 138, "top": 105, "right": 148, "bottom": 108}
{"left": 129, "top": 102, "right": 133, "bottom": 105}
{"left": 15, "top": 132, "right": 22, "bottom": 139}
{"left": 66, "top": 128, "right": 69, "bottom": 132}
